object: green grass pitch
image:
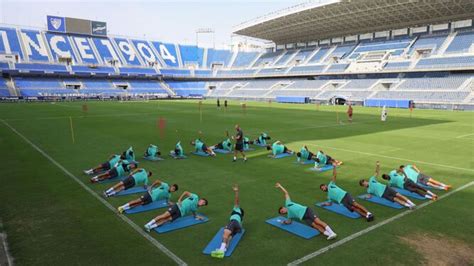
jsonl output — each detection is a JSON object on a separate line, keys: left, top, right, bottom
{"left": 0, "top": 100, "right": 473, "bottom": 265}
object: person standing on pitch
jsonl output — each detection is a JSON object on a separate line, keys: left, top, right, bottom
{"left": 347, "top": 104, "right": 353, "bottom": 123}
{"left": 381, "top": 105, "right": 387, "bottom": 122}
{"left": 232, "top": 124, "right": 247, "bottom": 162}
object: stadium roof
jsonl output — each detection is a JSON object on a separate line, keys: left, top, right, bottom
{"left": 233, "top": 0, "right": 474, "bottom": 45}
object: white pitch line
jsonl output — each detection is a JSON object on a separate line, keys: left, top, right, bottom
{"left": 455, "top": 133, "right": 474, "bottom": 139}
{"left": 307, "top": 144, "right": 474, "bottom": 173}
{"left": 0, "top": 119, "right": 187, "bottom": 266}
{"left": 288, "top": 180, "right": 474, "bottom": 266}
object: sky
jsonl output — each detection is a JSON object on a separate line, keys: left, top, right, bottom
{"left": 0, "top": 0, "right": 305, "bottom": 47}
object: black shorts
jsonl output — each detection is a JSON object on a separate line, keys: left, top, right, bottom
{"left": 341, "top": 193, "right": 355, "bottom": 211}
{"left": 235, "top": 143, "right": 244, "bottom": 152}
{"left": 326, "top": 155, "right": 333, "bottom": 165}
{"left": 201, "top": 144, "right": 208, "bottom": 152}
{"left": 302, "top": 207, "right": 318, "bottom": 226}
{"left": 403, "top": 178, "right": 419, "bottom": 192}
{"left": 168, "top": 204, "right": 181, "bottom": 221}
{"left": 122, "top": 176, "right": 136, "bottom": 190}
{"left": 307, "top": 152, "right": 314, "bottom": 161}
{"left": 418, "top": 173, "right": 431, "bottom": 185}
{"left": 225, "top": 220, "right": 242, "bottom": 236}
{"left": 102, "top": 162, "right": 111, "bottom": 170}
{"left": 382, "top": 187, "right": 398, "bottom": 201}
{"left": 109, "top": 168, "right": 118, "bottom": 178}
{"left": 283, "top": 146, "right": 288, "bottom": 153}
{"left": 216, "top": 143, "right": 224, "bottom": 149}
{"left": 140, "top": 192, "right": 153, "bottom": 205}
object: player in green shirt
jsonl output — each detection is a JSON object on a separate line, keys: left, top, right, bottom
{"left": 117, "top": 179, "right": 179, "bottom": 213}
{"left": 243, "top": 136, "right": 251, "bottom": 151}
{"left": 267, "top": 141, "right": 293, "bottom": 158}
{"left": 122, "top": 146, "right": 135, "bottom": 161}
{"left": 399, "top": 164, "right": 451, "bottom": 191}
{"left": 320, "top": 165, "right": 374, "bottom": 221}
{"left": 275, "top": 183, "right": 337, "bottom": 240}
{"left": 191, "top": 138, "right": 216, "bottom": 156}
{"left": 382, "top": 170, "right": 437, "bottom": 200}
{"left": 144, "top": 191, "right": 208, "bottom": 232}
{"left": 359, "top": 162, "right": 416, "bottom": 209}
{"left": 314, "top": 150, "right": 343, "bottom": 169}
{"left": 103, "top": 168, "right": 151, "bottom": 197}
{"left": 83, "top": 154, "right": 124, "bottom": 175}
{"left": 90, "top": 160, "right": 138, "bottom": 183}
{"left": 211, "top": 184, "right": 244, "bottom": 259}
{"left": 296, "top": 145, "right": 317, "bottom": 163}
{"left": 211, "top": 131, "right": 233, "bottom": 152}
{"left": 144, "top": 144, "right": 161, "bottom": 159}
{"left": 254, "top": 132, "right": 271, "bottom": 145}
{"left": 170, "top": 141, "right": 185, "bottom": 158}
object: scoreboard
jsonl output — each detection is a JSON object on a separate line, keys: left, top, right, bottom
{"left": 47, "top": 15, "right": 107, "bottom": 36}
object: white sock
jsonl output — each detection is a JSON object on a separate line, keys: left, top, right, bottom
{"left": 323, "top": 230, "right": 330, "bottom": 236}
{"left": 425, "top": 194, "right": 432, "bottom": 199}
{"left": 146, "top": 220, "right": 156, "bottom": 228}
{"left": 404, "top": 203, "right": 411, "bottom": 208}
{"left": 123, "top": 203, "right": 131, "bottom": 210}
{"left": 219, "top": 242, "right": 227, "bottom": 251}
{"left": 325, "top": 226, "right": 334, "bottom": 235}
{"left": 233, "top": 156, "right": 236, "bottom": 160}
{"left": 108, "top": 190, "right": 116, "bottom": 196}
{"left": 407, "top": 200, "right": 415, "bottom": 206}
{"left": 106, "top": 188, "right": 114, "bottom": 193}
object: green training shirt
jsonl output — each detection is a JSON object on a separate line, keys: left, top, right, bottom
{"left": 367, "top": 176, "right": 386, "bottom": 197}
{"left": 230, "top": 205, "right": 243, "bottom": 225}
{"left": 327, "top": 181, "right": 347, "bottom": 203}
{"left": 131, "top": 169, "right": 149, "bottom": 186}
{"left": 285, "top": 198, "right": 307, "bottom": 220}
{"left": 272, "top": 142, "right": 284, "bottom": 156}
{"left": 389, "top": 170, "right": 405, "bottom": 189}
{"left": 150, "top": 182, "right": 170, "bottom": 201}
{"left": 178, "top": 193, "right": 199, "bottom": 216}
{"left": 403, "top": 165, "right": 419, "bottom": 183}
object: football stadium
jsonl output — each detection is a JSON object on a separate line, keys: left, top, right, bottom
{"left": 0, "top": 0, "right": 473, "bottom": 265}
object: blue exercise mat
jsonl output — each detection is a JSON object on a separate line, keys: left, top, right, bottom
{"left": 96, "top": 176, "right": 122, "bottom": 184}
{"left": 124, "top": 200, "right": 169, "bottom": 214}
{"left": 214, "top": 149, "right": 231, "bottom": 154}
{"left": 116, "top": 186, "right": 148, "bottom": 196}
{"left": 393, "top": 187, "right": 427, "bottom": 200}
{"left": 192, "top": 151, "right": 211, "bottom": 157}
{"left": 308, "top": 164, "right": 334, "bottom": 172}
{"left": 154, "top": 214, "right": 209, "bottom": 233}
{"left": 265, "top": 216, "right": 319, "bottom": 239}
{"left": 295, "top": 160, "right": 315, "bottom": 165}
{"left": 202, "top": 227, "right": 245, "bottom": 257}
{"left": 143, "top": 156, "right": 164, "bottom": 161}
{"left": 316, "top": 202, "right": 361, "bottom": 219}
{"left": 254, "top": 143, "right": 267, "bottom": 147}
{"left": 244, "top": 148, "right": 255, "bottom": 151}
{"left": 270, "top": 153, "right": 294, "bottom": 159}
{"left": 169, "top": 153, "right": 187, "bottom": 159}
{"left": 357, "top": 194, "right": 404, "bottom": 209}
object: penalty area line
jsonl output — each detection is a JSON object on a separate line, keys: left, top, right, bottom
{"left": 288, "top": 180, "right": 474, "bottom": 265}
{"left": 0, "top": 119, "right": 187, "bottom": 266}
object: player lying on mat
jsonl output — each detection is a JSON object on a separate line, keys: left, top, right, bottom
{"left": 170, "top": 141, "right": 185, "bottom": 157}
{"left": 320, "top": 165, "right": 374, "bottom": 221}
{"left": 399, "top": 164, "right": 451, "bottom": 191}
{"left": 83, "top": 154, "right": 124, "bottom": 175}
{"left": 191, "top": 138, "right": 216, "bottom": 156}
{"left": 144, "top": 144, "right": 161, "bottom": 159}
{"left": 296, "top": 145, "right": 317, "bottom": 163}
{"left": 210, "top": 132, "right": 233, "bottom": 152}
{"left": 243, "top": 136, "right": 252, "bottom": 150}
{"left": 382, "top": 170, "right": 438, "bottom": 200}
{"left": 359, "top": 162, "right": 416, "bottom": 209}
{"left": 103, "top": 168, "right": 151, "bottom": 197}
{"left": 118, "top": 179, "right": 179, "bottom": 213}
{"left": 275, "top": 183, "right": 337, "bottom": 240}
{"left": 122, "top": 146, "right": 135, "bottom": 161}
{"left": 211, "top": 184, "right": 244, "bottom": 259}
{"left": 267, "top": 141, "right": 293, "bottom": 158}
{"left": 314, "top": 150, "right": 342, "bottom": 169}
{"left": 90, "top": 160, "right": 137, "bottom": 183}
{"left": 144, "top": 191, "right": 208, "bottom": 232}
{"left": 254, "top": 132, "right": 271, "bottom": 145}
